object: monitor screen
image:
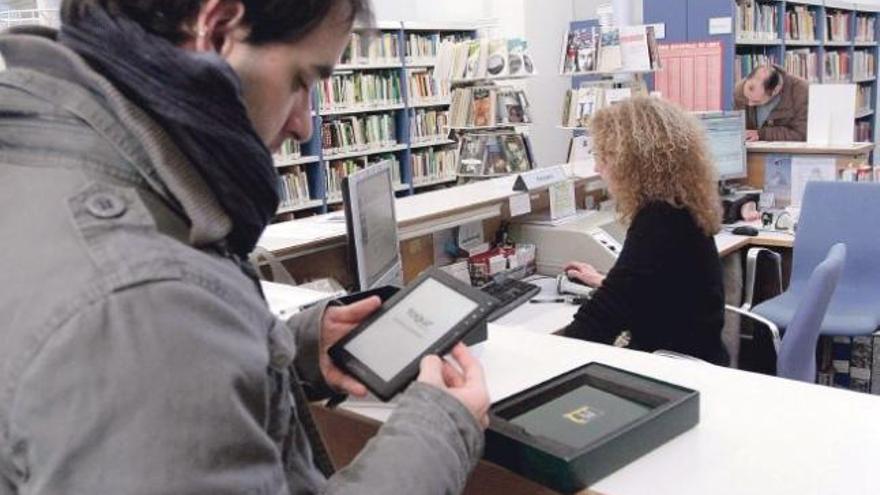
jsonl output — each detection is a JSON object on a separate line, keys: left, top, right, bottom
{"left": 696, "top": 111, "right": 747, "bottom": 180}
{"left": 344, "top": 161, "right": 402, "bottom": 290}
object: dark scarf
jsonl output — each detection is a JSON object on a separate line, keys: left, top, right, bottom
{"left": 59, "top": 4, "right": 279, "bottom": 258}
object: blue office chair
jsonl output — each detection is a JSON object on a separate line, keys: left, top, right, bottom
{"left": 727, "top": 243, "right": 846, "bottom": 382}
{"left": 752, "top": 182, "right": 880, "bottom": 337}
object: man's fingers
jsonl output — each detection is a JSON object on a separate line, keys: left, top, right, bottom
{"left": 449, "top": 343, "right": 484, "bottom": 383}
{"left": 442, "top": 360, "right": 465, "bottom": 388}
{"left": 418, "top": 355, "right": 444, "bottom": 386}
{"left": 329, "top": 296, "right": 382, "bottom": 324}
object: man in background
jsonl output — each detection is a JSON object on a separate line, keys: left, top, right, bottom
{"left": 734, "top": 64, "right": 810, "bottom": 142}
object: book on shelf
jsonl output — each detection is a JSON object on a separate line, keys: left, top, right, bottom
{"left": 436, "top": 37, "right": 536, "bottom": 82}
{"left": 412, "top": 147, "right": 458, "bottom": 185}
{"left": 405, "top": 32, "right": 473, "bottom": 64}
{"left": 317, "top": 70, "right": 402, "bottom": 112}
{"left": 856, "top": 85, "right": 872, "bottom": 112}
{"left": 407, "top": 68, "right": 448, "bottom": 104}
{"left": 855, "top": 121, "right": 873, "bottom": 142}
{"left": 825, "top": 10, "right": 851, "bottom": 43}
{"left": 340, "top": 31, "right": 400, "bottom": 66}
{"left": 736, "top": 0, "right": 779, "bottom": 41}
{"left": 325, "top": 159, "right": 365, "bottom": 200}
{"left": 856, "top": 14, "right": 876, "bottom": 42}
{"left": 561, "top": 79, "right": 647, "bottom": 128}
{"left": 411, "top": 108, "right": 450, "bottom": 143}
{"left": 449, "top": 86, "right": 532, "bottom": 128}
{"left": 321, "top": 113, "right": 397, "bottom": 155}
{"left": 278, "top": 167, "right": 312, "bottom": 208}
{"left": 735, "top": 53, "right": 776, "bottom": 82}
{"left": 560, "top": 25, "right": 659, "bottom": 75}
{"left": 457, "top": 131, "right": 533, "bottom": 177}
{"left": 823, "top": 50, "right": 851, "bottom": 82}
{"left": 854, "top": 50, "right": 876, "bottom": 81}
{"left": 274, "top": 139, "right": 302, "bottom": 162}
{"left": 597, "top": 29, "right": 623, "bottom": 72}
{"left": 784, "top": 5, "right": 816, "bottom": 42}
{"left": 817, "top": 336, "right": 879, "bottom": 394}
{"left": 784, "top": 48, "right": 818, "bottom": 82}
{"left": 369, "top": 154, "right": 403, "bottom": 186}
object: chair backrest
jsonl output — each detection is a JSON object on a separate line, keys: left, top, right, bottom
{"left": 792, "top": 182, "right": 880, "bottom": 293}
{"left": 777, "top": 243, "right": 847, "bottom": 382}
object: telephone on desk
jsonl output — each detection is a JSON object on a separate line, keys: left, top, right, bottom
{"left": 557, "top": 271, "right": 595, "bottom": 299}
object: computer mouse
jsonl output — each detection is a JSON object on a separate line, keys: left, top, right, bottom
{"left": 732, "top": 226, "right": 759, "bottom": 237}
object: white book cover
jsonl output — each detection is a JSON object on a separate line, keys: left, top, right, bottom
{"left": 619, "top": 25, "right": 652, "bottom": 71}
{"left": 486, "top": 39, "right": 509, "bottom": 78}
{"left": 807, "top": 84, "right": 856, "bottom": 145}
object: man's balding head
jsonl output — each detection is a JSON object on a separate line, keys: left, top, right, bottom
{"left": 743, "top": 65, "right": 783, "bottom": 106}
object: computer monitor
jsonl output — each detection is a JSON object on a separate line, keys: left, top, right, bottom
{"left": 695, "top": 111, "right": 747, "bottom": 181}
{"left": 342, "top": 161, "right": 403, "bottom": 291}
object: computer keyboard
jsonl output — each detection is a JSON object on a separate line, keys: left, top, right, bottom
{"left": 481, "top": 278, "right": 541, "bottom": 322}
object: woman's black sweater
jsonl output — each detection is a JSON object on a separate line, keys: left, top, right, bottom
{"left": 564, "top": 202, "right": 728, "bottom": 365}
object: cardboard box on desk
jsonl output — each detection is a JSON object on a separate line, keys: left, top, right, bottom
{"left": 484, "top": 363, "right": 699, "bottom": 493}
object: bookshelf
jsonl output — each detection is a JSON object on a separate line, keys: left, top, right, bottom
{"left": 645, "top": 0, "right": 880, "bottom": 160}
{"left": 273, "top": 22, "right": 477, "bottom": 221}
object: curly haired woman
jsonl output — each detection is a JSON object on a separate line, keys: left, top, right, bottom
{"left": 564, "top": 96, "right": 729, "bottom": 365}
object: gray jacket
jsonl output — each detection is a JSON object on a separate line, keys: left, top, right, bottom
{"left": 0, "top": 33, "right": 482, "bottom": 495}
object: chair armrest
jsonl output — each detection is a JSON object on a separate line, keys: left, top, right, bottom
{"left": 743, "top": 247, "right": 783, "bottom": 310}
{"left": 724, "top": 304, "right": 781, "bottom": 353}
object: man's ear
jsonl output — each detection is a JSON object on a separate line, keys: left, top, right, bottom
{"left": 194, "top": 0, "right": 247, "bottom": 55}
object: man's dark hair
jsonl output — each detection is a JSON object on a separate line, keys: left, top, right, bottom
{"left": 746, "top": 65, "right": 782, "bottom": 95}
{"left": 61, "top": 0, "right": 374, "bottom": 45}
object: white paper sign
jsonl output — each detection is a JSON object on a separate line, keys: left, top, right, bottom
{"left": 790, "top": 156, "right": 836, "bottom": 207}
{"left": 649, "top": 23, "right": 666, "bottom": 40}
{"left": 509, "top": 193, "right": 532, "bottom": 217}
{"left": 808, "top": 84, "right": 856, "bottom": 145}
{"left": 709, "top": 17, "right": 733, "bottom": 35}
{"left": 549, "top": 180, "right": 577, "bottom": 221}
{"left": 513, "top": 165, "right": 568, "bottom": 192}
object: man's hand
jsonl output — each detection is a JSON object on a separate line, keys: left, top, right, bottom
{"left": 745, "top": 130, "right": 760, "bottom": 142}
{"left": 564, "top": 261, "right": 606, "bottom": 288}
{"left": 418, "top": 344, "right": 490, "bottom": 429}
{"left": 319, "top": 297, "right": 382, "bottom": 397}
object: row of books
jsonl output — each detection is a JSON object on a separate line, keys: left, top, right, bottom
{"left": 855, "top": 121, "right": 873, "bottom": 142}
{"left": 735, "top": 53, "right": 776, "bottom": 82}
{"left": 784, "top": 48, "right": 818, "bottom": 81}
{"left": 274, "top": 139, "right": 302, "bottom": 161}
{"left": 405, "top": 32, "right": 472, "bottom": 64}
{"left": 411, "top": 109, "right": 450, "bottom": 142}
{"left": 412, "top": 148, "right": 457, "bottom": 185}
{"left": 825, "top": 11, "right": 851, "bottom": 43}
{"left": 458, "top": 132, "right": 532, "bottom": 177}
{"left": 816, "top": 335, "right": 880, "bottom": 395}
{"left": 278, "top": 168, "right": 311, "bottom": 208}
{"left": 317, "top": 70, "right": 403, "bottom": 112}
{"left": 321, "top": 114, "right": 397, "bottom": 155}
{"left": 853, "top": 50, "right": 876, "bottom": 80}
{"left": 340, "top": 32, "right": 400, "bottom": 66}
{"left": 407, "top": 68, "right": 448, "bottom": 105}
{"left": 785, "top": 6, "right": 817, "bottom": 41}
{"left": 561, "top": 81, "right": 645, "bottom": 128}
{"left": 823, "top": 50, "right": 851, "bottom": 82}
{"left": 559, "top": 25, "right": 661, "bottom": 74}
{"left": 735, "top": 0, "right": 778, "bottom": 41}
{"left": 449, "top": 86, "right": 532, "bottom": 128}
{"left": 325, "top": 156, "right": 403, "bottom": 200}
{"left": 856, "top": 85, "right": 872, "bottom": 112}
{"left": 856, "top": 14, "right": 876, "bottom": 42}
{"left": 435, "top": 38, "right": 536, "bottom": 82}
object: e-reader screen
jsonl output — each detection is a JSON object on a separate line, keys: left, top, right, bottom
{"left": 343, "top": 278, "right": 479, "bottom": 381}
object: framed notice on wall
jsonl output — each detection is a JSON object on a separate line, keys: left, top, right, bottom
{"left": 653, "top": 41, "right": 723, "bottom": 112}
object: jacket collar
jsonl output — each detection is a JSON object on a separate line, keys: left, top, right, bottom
{"left": 0, "top": 30, "right": 232, "bottom": 248}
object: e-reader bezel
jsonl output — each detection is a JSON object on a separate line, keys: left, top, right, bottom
{"left": 329, "top": 268, "right": 497, "bottom": 401}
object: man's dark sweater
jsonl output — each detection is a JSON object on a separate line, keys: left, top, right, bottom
{"left": 564, "top": 202, "right": 728, "bottom": 365}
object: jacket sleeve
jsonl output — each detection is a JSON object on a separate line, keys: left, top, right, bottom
{"left": 326, "top": 383, "right": 484, "bottom": 495}
{"left": 11, "top": 281, "right": 290, "bottom": 494}
{"left": 563, "top": 211, "right": 668, "bottom": 344}
{"left": 289, "top": 301, "right": 335, "bottom": 398}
